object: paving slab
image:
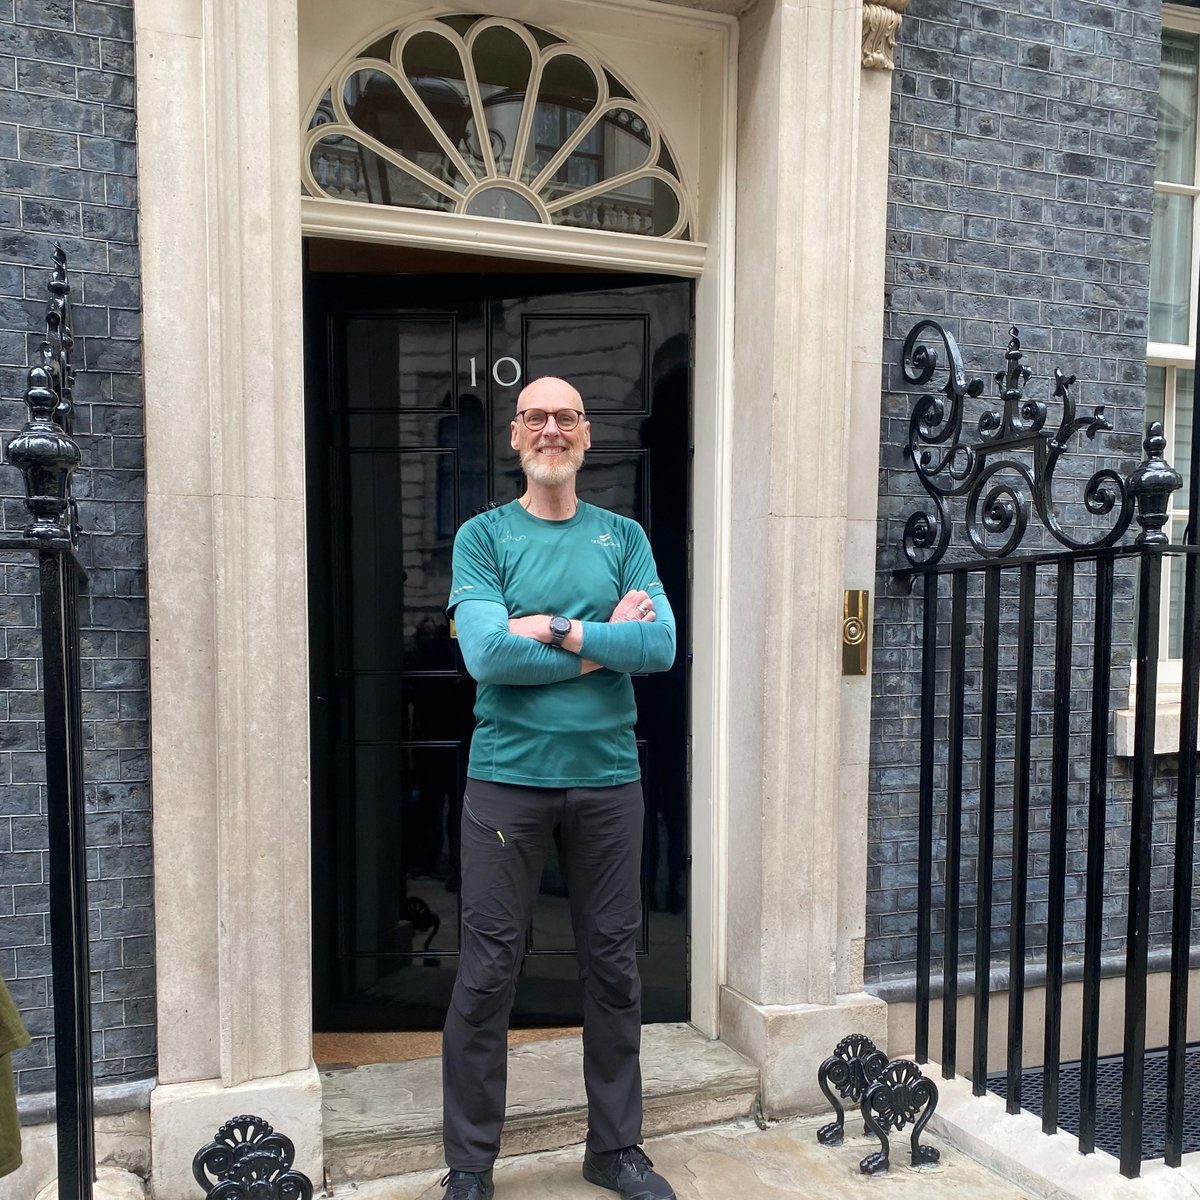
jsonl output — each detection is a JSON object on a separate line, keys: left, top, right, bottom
{"left": 330, "top": 1115, "right": 1039, "bottom": 1199}
{"left": 322, "top": 1024, "right": 759, "bottom": 1182}
{"left": 930, "top": 1067, "right": 1200, "bottom": 1200}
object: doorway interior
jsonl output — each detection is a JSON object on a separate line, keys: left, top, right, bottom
{"left": 304, "top": 240, "right": 694, "bottom": 1050}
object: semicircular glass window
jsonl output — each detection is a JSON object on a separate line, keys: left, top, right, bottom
{"left": 303, "top": 16, "right": 691, "bottom": 239}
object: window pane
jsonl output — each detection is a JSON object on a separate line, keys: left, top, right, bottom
{"left": 1150, "top": 190, "right": 1194, "bottom": 344}
{"left": 1160, "top": 31, "right": 1200, "bottom": 185}
{"left": 471, "top": 25, "right": 533, "bottom": 178}
{"left": 1170, "top": 516, "right": 1189, "bottom": 657}
{"left": 1177, "top": 368, "right": 1194, "bottom": 503}
{"left": 521, "top": 54, "right": 600, "bottom": 184}
{"left": 462, "top": 186, "right": 542, "bottom": 221}
{"left": 539, "top": 108, "right": 654, "bottom": 206}
{"left": 401, "top": 32, "right": 494, "bottom": 175}
{"left": 552, "top": 177, "right": 680, "bottom": 237}
{"left": 344, "top": 68, "right": 470, "bottom": 195}
{"left": 310, "top": 133, "right": 457, "bottom": 211}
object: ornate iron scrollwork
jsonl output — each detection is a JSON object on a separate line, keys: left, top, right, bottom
{"left": 899, "top": 321, "right": 1133, "bottom": 566}
{"left": 192, "top": 1115, "right": 313, "bottom": 1200}
{"left": 7, "top": 244, "right": 81, "bottom": 546}
{"left": 859, "top": 1059, "right": 940, "bottom": 1174}
{"left": 816, "top": 1033, "right": 889, "bottom": 1145}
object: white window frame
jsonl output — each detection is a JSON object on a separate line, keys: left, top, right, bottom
{"left": 1117, "top": 5, "right": 1200, "bottom": 751}
{"left": 1149, "top": 5, "right": 1200, "bottom": 371}
{"left": 301, "top": 15, "right": 698, "bottom": 249}
{"left": 1152, "top": 5, "right": 1200, "bottom": 667}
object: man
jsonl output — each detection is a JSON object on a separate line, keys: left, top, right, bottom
{"left": 441, "top": 376, "right": 678, "bottom": 1200}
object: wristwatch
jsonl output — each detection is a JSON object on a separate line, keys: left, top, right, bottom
{"left": 549, "top": 615, "right": 571, "bottom": 648}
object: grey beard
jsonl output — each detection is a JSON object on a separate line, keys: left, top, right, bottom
{"left": 521, "top": 444, "right": 584, "bottom": 484}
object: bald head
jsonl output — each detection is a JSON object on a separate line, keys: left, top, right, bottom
{"left": 516, "top": 376, "right": 583, "bottom": 414}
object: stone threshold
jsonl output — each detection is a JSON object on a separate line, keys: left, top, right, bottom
{"left": 321, "top": 1022, "right": 760, "bottom": 1184}
{"left": 929, "top": 1064, "right": 1200, "bottom": 1200}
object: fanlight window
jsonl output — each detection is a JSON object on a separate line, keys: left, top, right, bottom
{"left": 303, "top": 16, "right": 691, "bottom": 239}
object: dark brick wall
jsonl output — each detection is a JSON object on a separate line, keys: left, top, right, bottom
{"left": 869, "top": 0, "right": 1168, "bottom": 983}
{"left": 0, "top": 0, "right": 153, "bottom": 1093}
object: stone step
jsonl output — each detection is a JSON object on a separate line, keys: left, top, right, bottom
{"left": 321, "top": 1023, "right": 760, "bottom": 1184}
{"left": 330, "top": 1115, "right": 1041, "bottom": 1200}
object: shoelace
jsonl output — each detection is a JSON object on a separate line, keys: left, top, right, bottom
{"left": 613, "top": 1146, "right": 655, "bottom": 1178}
{"left": 440, "top": 1169, "right": 487, "bottom": 1199}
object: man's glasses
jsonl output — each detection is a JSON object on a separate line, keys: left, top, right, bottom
{"left": 516, "top": 408, "right": 584, "bottom": 431}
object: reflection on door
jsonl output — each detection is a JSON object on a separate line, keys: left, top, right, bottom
{"left": 307, "top": 272, "right": 691, "bottom": 1030}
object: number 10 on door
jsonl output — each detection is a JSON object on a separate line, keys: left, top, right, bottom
{"left": 468, "top": 357, "right": 522, "bottom": 388}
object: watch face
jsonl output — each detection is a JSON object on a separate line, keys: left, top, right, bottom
{"left": 550, "top": 616, "right": 571, "bottom": 636}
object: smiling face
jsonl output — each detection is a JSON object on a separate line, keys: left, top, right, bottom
{"left": 511, "top": 376, "right": 591, "bottom": 486}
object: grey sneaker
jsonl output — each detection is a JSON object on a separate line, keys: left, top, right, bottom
{"left": 582, "top": 1145, "right": 675, "bottom": 1200}
{"left": 440, "top": 1168, "right": 495, "bottom": 1200}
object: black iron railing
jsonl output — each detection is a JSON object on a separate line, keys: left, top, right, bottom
{"left": 894, "top": 321, "right": 1200, "bottom": 1179}
{"left": 4, "top": 249, "right": 93, "bottom": 1199}
{"left": 1, "top": 250, "right": 318, "bottom": 1200}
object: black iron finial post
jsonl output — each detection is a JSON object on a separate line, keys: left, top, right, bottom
{"left": 3, "top": 248, "right": 93, "bottom": 1199}
{"left": 8, "top": 250, "right": 82, "bottom": 543}
{"left": 1128, "top": 423, "right": 1181, "bottom": 546}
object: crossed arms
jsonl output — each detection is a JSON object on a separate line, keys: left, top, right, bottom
{"left": 453, "top": 590, "right": 677, "bottom": 686}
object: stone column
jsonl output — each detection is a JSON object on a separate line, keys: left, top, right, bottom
{"left": 842, "top": 0, "right": 910, "bottom": 996}
{"left": 721, "top": 0, "right": 906, "bottom": 1114}
{"left": 135, "top": 0, "right": 319, "bottom": 1196}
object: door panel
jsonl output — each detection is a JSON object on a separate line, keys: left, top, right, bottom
{"left": 307, "top": 271, "right": 691, "bottom": 1029}
{"left": 345, "top": 315, "right": 460, "bottom": 409}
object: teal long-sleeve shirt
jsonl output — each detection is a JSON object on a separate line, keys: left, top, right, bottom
{"left": 447, "top": 499, "right": 676, "bottom": 787}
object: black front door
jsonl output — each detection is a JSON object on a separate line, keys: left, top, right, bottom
{"left": 306, "top": 270, "right": 691, "bottom": 1030}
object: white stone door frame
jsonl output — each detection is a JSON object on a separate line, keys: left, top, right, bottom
{"left": 296, "top": 0, "right": 739, "bottom": 1038}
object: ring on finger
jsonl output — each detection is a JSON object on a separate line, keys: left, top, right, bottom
{"left": 637, "top": 602, "right": 650, "bottom": 614}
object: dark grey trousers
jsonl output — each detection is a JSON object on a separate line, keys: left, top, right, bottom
{"left": 442, "top": 778, "right": 645, "bottom": 1171}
